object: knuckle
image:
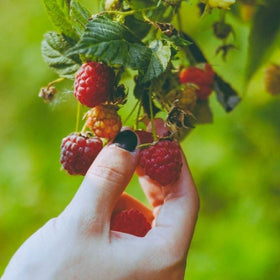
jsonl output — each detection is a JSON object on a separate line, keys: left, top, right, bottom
{"left": 88, "top": 164, "right": 125, "bottom": 185}
{"left": 75, "top": 214, "right": 106, "bottom": 236}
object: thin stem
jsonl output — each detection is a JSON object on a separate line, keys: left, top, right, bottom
{"left": 184, "top": 47, "right": 196, "bottom": 66}
{"left": 149, "top": 91, "right": 157, "bottom": 141}
{"left": 81, "top": 121, "right": 88, "bottom": 134}
{"left": 100, "top": 6, "right": 158, "bottom": 17}
{"left": 75, "top": 101, "right": 81, "bottom": 132}
{"left": 135, "top": 100, "right": 142, "bottom": 130}
{"left": 220, "top": 9, "right": 226, "bottom": 22}
{"left": 176, "top": 7, "right": 183, "bottom": 35}
{"left": 176, "top": 6, "right": 187, "bottom": 66}
{"left": 174, "top": 5, "right": 197, "bottom": 65}
{"left": 81, "top": 111, "right": 89, "bottom": 134}
{"left": 142, "top": 12, "right": 157, "bottom": 28}
{"left": 124, "top": 100, "right": 140, "bottom": 125}
{"left": 47, "top": 77, "right": 65, "bottom": 88}
{"left": 200, "top": 3, "right": 210, "bottom": 19}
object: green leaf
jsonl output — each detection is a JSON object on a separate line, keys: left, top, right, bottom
{"left": 67, "top": 16, "right": 151, "bottom": 69}
{"left": 192, "top": 99, "right": 213, "bottom": 124}
{"left": 126, "top": 0, "right": 155, "bottom": 9}
{"left": 140, "top": 40, "right": 171, "bottom": 84}
{"left": 70, "top": 0, "right": 91, "bottom": 36}
{"left": 42, "top": 0, "right": 78, "bottom": 40}
{"left": 67, "top": 17, "right": 171, "bottom": 83}
{"left": 41, "top": 32, "right": 81, "bottom": 78}
{"left": 164, "top": 34, "right": 191, "bottom": 48}
{"left": 246, "top": 0, "right": 280, "bottom": 79}
{"left": 146, "top": 3, "right": 174, "bottom": 23}
{"left": 125, "top": 15, "right": 151, "bottom": 39}
{"left": 213, "top": 75, "right": 241, "bottom": 112}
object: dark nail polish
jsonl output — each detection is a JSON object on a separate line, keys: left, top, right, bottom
{"left": 112, "top": 130, "right": 138, "bottom": 152}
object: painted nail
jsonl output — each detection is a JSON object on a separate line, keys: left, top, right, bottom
{"left": 112, "top": 130, "right": 138, "bottom": 152}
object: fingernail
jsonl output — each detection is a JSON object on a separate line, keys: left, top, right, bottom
{"left": 112, "top": 130, "right": 138, "bottom": 152}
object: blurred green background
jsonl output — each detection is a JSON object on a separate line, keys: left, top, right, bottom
{"left": 0, "top": 0, "right": 279, "bottom": 279}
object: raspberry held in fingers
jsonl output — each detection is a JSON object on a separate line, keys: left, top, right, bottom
{"left": 139, "top": 140, "right": 182, "bottom": 186}
{"left": 111, "top": 209, "right": 151, "bottom": 237}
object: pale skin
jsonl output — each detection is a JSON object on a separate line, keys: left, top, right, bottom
{"left": 1, "top": 132, "right": 199, "bottom": 280}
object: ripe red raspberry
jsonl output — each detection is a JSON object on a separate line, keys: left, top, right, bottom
{"left": 85, "top": 105, "right": 122, "bottom": 140}
{"left": 111, "top": 209, "right": 151, "bottom": 237}
{"left": 60, "top": 133, "right": 103, "bottom": 175}
{"left": 179, "top": 63, "right": 215, "bottom": 100}
{"left": 139, "top": 140, "right": 182, "bottom": 186}
{"left": 74, "top": 61, "right": 114, "bottom": 107}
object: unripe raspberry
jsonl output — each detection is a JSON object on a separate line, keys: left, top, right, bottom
{"left": 74, "top": 61, "right": 114, "bottom": 108}
{"left": 178, "top": 85, "right": 197, "bottom": 110}
{"left": 265, "top": 64, "right": 280, "bottom": 95}
{"left": 85, "top": 105, "right": 122, "bottom": 140}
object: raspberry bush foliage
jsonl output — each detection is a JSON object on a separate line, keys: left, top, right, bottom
{"left": 40, "top": 0, "right": 280, "bottom": 177}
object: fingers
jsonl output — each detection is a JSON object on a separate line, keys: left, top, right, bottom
{"left": 137, "top": 173, "right": 164, "bottom": 209}
{"left": 63, "top": 130, "right": 140, "bottom": 233}
{"left": 143, "top": 153, "right": 199, "bottom": 250}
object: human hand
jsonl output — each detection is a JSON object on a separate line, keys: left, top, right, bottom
{"left": 2, "top": 129, "right": 199, "bottom": 280}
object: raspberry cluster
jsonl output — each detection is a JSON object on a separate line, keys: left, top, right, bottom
{"left": 39, "top": 0, "right": 244, "bottom": 242}
{"left": 60, "top": 61, "right": 123, "bottom": 175}
{"left": 60, "top": 61, "right": 184, "bottom": 188}
{"left": 60, "top": 61, "right": 184, "bottom": 183}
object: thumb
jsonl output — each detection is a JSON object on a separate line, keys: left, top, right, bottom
{"left": 64, "top": 129, "right": 139, "bottom": 233}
